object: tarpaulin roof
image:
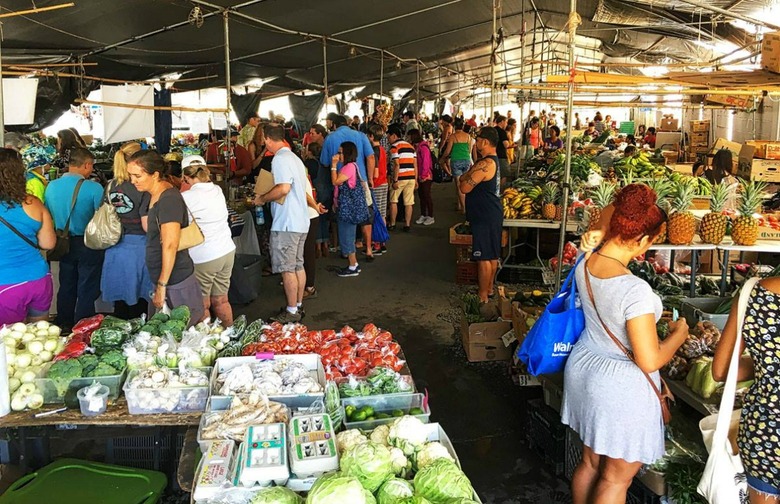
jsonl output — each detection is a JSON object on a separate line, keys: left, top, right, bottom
{"left": 1, "top": 0, "right": 771, "bottom": 101}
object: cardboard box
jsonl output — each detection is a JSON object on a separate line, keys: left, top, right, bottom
{"left": 737, "top": 158, "right": 780, "bottom": 183}
{"left": 450, "top": 223, "right": 508, "bottom": 246}
{"left": 745, "top": 140, "right": 780, "bottom": 160}
{"left": 689, "top": 131, "right": 709, "bottom": 146}
{"left": 690, "top": 120, "right": 711, "bottom": 132}
{"left": 762, "top": 31, "right": 780, "bottom": 74}
{"left": 254, "top": 170, "right": 286, "bottom": 204}
{"left": 713, "top": 138, "right": 742, "bottom": 158}
{"left": 707, "top": 94, "right": 751, "bottom": 108}
{"left": 658, "top": 118, "right": 679, "bottom": 131}
{"left": 460, "top": 318, "right": 513, "bottom": 362}
{"left": 511, "top": 301, "right": 530, "bottom": 346}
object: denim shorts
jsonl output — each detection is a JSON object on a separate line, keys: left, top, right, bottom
{"left": 747, "top": 475, "right": 780, "bottom": 497}
{"left": 451, "top": 159, "right": 471, "bottom": 177}
{"left": 337, "top": 219, "right": 358, "bottom": 255}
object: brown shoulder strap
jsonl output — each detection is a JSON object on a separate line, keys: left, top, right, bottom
{"left": 583, "top": 259, "right": 667, "bottom": 404}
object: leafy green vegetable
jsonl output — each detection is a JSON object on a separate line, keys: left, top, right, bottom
{"left": 159, "top": 320, "right": 185, "bottom": 341}
{"left": 90, "top": 327, "right": 127, "bottom": 354}
{"left": 340, "top": 441, "right": 394, "bottom": 492}
{"left": 398, "top": 498, "right": 431, "bottom": 504}
{"left": 47, "top": 359, "right": 83, "bottom": 396}
{"left": 250, "top": 486, "right": 302, "bottom": 503}
{"left": 413, "top": 459, "right": 473, "bottom": 503}
{"left": 150, "top": 312, "right": 169, "bottom": 323}
{"left": 306, "top": 472, "right": 376, "bottom": 504}
{"left": 85, "top": 362, "right": 119, "bottom": 377}
{"left": 99, "top": 349, "right": 127, "bottom": 371}
{"left": 99, "top": 315, "right": 133, "bottom": 332}
{"left": 375, "top": 478, "right": 414, "bottom": 504}
{"left": 77, "top": 354, "right": 99, "bottom": 376}
{"left": 664, "top": 460, "right": 707, "bottom": 504}
{"left": 169, "top": 305, "right": 190, "bottom": 325}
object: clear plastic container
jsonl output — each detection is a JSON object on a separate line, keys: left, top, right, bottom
{"left": 35, "top": 362, "right": 126, "bottom": 405}
{"left": 342, "top": 393, "right": 430, "bottom": 430}
{"left": 123, "top": 367, "right": 211, "bottom": 415}
{"left": 77, "top": 384, "right": 109, "bottom": 416}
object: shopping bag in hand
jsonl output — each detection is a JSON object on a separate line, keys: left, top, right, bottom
{"left": 371, "top": 204, "right": 390, "bottom": 243}
{"left": 517, "top": 255, "right": 585, "bottom": 375}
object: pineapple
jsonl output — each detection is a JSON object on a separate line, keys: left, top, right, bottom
{"left": 667, "top": 181, "right": 697, "bottom": 245}
{"left": 587, "top": 182, "right": 617, "bottom": 231}
{"left": 645, "top": 179, "right": 672, "bottom": 244}
{"left": 541, "top": 182, "right": 560, "bottom": 220}
{"left": 700, "top": 182, "right": 731, "bottom": 244}
{"left": 731, "top": 179, "right": 767, "bottom": 246}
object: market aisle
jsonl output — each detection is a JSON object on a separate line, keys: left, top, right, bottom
{"left": 237, "top": 183, "right": 570, "bottom": 504}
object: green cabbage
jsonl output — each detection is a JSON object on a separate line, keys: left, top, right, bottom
{"left": 306, "top": 473, "right": 376, "bottom": 504}
{"left": 376, "top": 478, "right": 414, "bottom": 504}
{"left": 398, "top": 498, "right": 431, "bottom": 504}
{"left": 340, "top": 441, "right": 394, "bottom": 492}
{"left": 250, "top": 486, "right": 301, "bottom": 503}
{"left": 413, "top": 459, "right": 473, "bottom": 503}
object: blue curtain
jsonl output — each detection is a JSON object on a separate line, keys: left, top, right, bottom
{"left": 154, "top": 88, "right": 172, "bottom": 154}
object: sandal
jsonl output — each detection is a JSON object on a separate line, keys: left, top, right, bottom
{"left": 303, "top": 287, "right": 318, "bottom": 299}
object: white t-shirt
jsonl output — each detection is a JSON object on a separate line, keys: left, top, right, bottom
{"left": 305, "top": 176, "right": 318, "bottom": 220}
{"left": 182, "top": 182, "right": 236, "bottom": 264}
{"left": 270, "top": 147, "right": 310, "bottom": 234}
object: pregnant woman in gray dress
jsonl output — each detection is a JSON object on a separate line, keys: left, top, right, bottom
{"left": 563, "top": 184, "right": 689, "bottom": 504}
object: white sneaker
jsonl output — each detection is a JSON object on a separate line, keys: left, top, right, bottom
{"left": 424, "top": 217, "right": 435, "bottom": 226}
{"left": 415, "top": 215, "right": 426, "bottom": 225}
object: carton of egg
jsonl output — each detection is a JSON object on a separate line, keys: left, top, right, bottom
{"left": 193, "top": 440, "right": 237, "bottom": 503}
{"left": 288, "top": 413, "right": 338, "bottom": 478}
{"left": 237, "top": 423, "right": 290, "bottom": 487}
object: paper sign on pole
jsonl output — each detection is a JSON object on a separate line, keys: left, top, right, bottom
{"left": 2, "top": 78, "right": 38, "bottom": 125}
{"left": 101, "top": 85, "right": 155, "bottom": 144}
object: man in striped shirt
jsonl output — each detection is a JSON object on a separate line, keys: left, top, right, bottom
{"left": 387, "top": 124, "right": 418, "bottom": 232}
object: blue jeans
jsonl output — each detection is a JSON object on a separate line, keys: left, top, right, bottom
{"left": 747, "top": 475, "right": 780, "bottom": 497}
{"left": 56, "top": 238, "right": 104, "bottom": 327}
{"left": 338, "top": 219, "right": 357, "bottom": 255}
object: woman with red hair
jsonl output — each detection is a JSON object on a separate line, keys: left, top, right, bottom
{"left": 563, "top": 184, "right": 689, "bottom": 504}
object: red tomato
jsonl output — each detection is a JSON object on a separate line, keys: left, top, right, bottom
{"left": 386, "top": 342, "right": 401, "bottom": 355}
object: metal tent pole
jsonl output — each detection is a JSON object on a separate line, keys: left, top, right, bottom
{"left": 416, "top": 60, "right": 420, "bottom": 118}
{"left": 0, "top": 24, "right": 5, "bottom": 146}
{"left": 380, "top": 50, "right": 384, "bottom": 100}
{"left": 490, "top": 0, "right": 497, "bottom": 118}
{"left": 323, "top": 38, "right": 329, "bottom": 101}
{"left": 222, "top": 11, "right": 231, "bottom": 191}
{"left": 554, "top": 0, "right": 579, "bottom": 290}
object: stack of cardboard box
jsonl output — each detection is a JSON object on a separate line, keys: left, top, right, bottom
{"left": 687, "top": 120, "right": 710, "bottom": 161}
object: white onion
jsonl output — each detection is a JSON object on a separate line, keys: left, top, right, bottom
{"left": 20, "top": 370, "right": 36, "bottom": 384}
{"left": 10, "top": 331, "right": 24, "bottom": 342}
{"left": 27, "top": 394, "right": 43, "bottom": 409}
{"left": 11, "top": 323, "right": 26, "bottom": 333}
{"left": 8, "top": 377, "right": 20, "bottom": 393}
{"left": 27, "top": 340, "right": 44, "bottom": 355}
{"left": 0, "top": 327, "right": 10, "bottom": 338}
{"left": 17, "top": 383, "right": 36, "bottom": 396}
{"left": 20, "top": 333, "right": 35, "bottom": 343}
{"left": 14, "top": 353, "right": 31, "bottom": 368}
{"left": 48, "top": 326, "right": 61, "bottom": 337}
{"left": 43, "top": 339, "right": 58, "bottom": 352}
{"left": 39, "top": 350, "right": 52, "bottom": 362}
{"left": 31, "top": 356, "right": 43, "bottom": 367}
{"left": 35, "top": 321, "right": 50, "bottom": 330}
{"left": 11, "top": 394, "right": 27, "bottom": 411}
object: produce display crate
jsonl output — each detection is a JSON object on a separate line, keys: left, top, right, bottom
{"left": 525, "top": 399, "right": 566, "bottom": 476}
{"left": 449, "top": 223, "right": 508, "bottom": 246}
{"left": 341, "top": 393, "right": 430, "bottom": 430}
{"left": 539, "top": 373, "right": 564, "bottom": 414}
{"left": 210, "top": 354, "right": 326, "bottom": 409}
{"left": 196, "top": 397, "right": 291, "bottom": 453}
{"left": 689, "top": 132, "right": 709, "bottom": 146}
{"left": 454, "top": 244, "right": 473, "bottom": 262}
{"left": 123, "top": 367, "right": 211, "bottom": 415}
{"left": 105, "top": 426, "right": 185, "bottom": 479}
{"left": 334, "top": 375, "right": 415, "bottom": 399}
{"left": 690, "top": 120, "right": 711, "bottom": 133}
{"left": 34, "top": 363, "right": 127, "bottom": 405}
{"left": 680, "top": 297, "right": 731, "bottom": 330}
{"left": 738, "top": 158, "right": 780, "bottom": 182}
{"left": 0, "top": 458, "right": 167, "bottom": 504}
{"left": 564, "top": 427, "right": 583, "bottom": 482}
{"left": 456, "top": 260, "right": 478, "bottom": 285}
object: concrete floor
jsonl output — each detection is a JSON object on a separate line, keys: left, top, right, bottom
{"left": 235, "top": 183, "right": 571, "bottom": 504}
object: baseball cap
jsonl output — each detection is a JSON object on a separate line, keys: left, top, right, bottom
{"left": 326, "top": 112, "right": 340, "bottom": 122}
{"left": 476, "top": 126, "right": 499, "bottom": 146}
{"left": 181, "top": 155, "right": 206, "bottom": 167}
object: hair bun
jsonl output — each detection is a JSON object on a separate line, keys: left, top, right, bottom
{"left": 609, "top": 183, "right": 665, "bottom": 242}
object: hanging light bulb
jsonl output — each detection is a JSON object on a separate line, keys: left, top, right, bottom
{"left": 348, "top": 46, "right": 357, "bottom": 58}
{"left": 396, "top": 60, "right": 402, "bottom": 70}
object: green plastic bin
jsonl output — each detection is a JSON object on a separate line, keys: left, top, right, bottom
{"left": 0, "top": 458, "right": 167, "bottom": 504}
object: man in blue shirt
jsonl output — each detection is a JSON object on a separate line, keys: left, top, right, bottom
{"left": 44, "top": 148, "right": 104, "bottom": 329}
{"left": 320, "top": 115, "right": 376, "bottom": 260}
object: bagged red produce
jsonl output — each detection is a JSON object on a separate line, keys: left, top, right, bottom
{"left": 71, "top": 314, "right": 104, "bottom": 336}
{"left": 53, "top": 341, "right": 88, "bottom": 361}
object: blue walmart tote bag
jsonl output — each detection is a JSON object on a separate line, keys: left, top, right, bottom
{"left": 517, "top": 255, "right": 585, "bottom": 375}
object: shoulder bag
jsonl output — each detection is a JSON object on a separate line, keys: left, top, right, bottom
{"left": 84, "top": 181, "right": 122, "bottom": 250}
{"left": 583, "top": 261, "right": 674, "bottom": 425}
{"left": 517, "top": 254, "right": 586, "bottom": 375}
{"left": 155, "top": 192, "right": 204, "bottom": 252}
{"left": 48, "top": 179, "right": 85, "bottom": 261}
{"left": 337, "top": 163, "right": 370, "bottom": 225}
{"left": 697, "top": 277, "right": 759, "bottom": 504}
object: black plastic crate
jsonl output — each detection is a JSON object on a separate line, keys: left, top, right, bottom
{"left": 564, "top": 427, "right": 583, "bottom": 482}
{"left": 626, "top": 477, "right": 663, "bottom": 504}
{"left": 525, "top": 398, "right": 566, "bottom": 475}
{"left": 105, "top": 427, "right": 174, "bottom": 473}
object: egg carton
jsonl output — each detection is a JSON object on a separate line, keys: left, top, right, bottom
{"left": 192, "top": 440, "right": 237, "bottom": 503}
{"left": 288, "top": 413, "right": 338, "bottom": 478}
{"left": 237, "top": 423, "right": 289, "bottom": 487}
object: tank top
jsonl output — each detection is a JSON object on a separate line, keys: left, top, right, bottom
{"left": 0, "top": 204, "right": 48, "bottom": 285}
{"left": 450, "top": 134, "right": 472, "bottom": 161}
{"left": 465, "top": 155, "right": 502, "bottom": 225}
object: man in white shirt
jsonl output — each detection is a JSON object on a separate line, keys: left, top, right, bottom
{"left": 254, "top": 123, "right": 310, "bottom": 323}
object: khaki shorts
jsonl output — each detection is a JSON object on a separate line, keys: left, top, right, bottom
{"left": 390, "top": 179, "right": 416, "bottom": 206}
{"left": 271, "top": 231, "right": 306, "bottom": 273}
{"left": 194, "top": 251, "right": 235, "bottom": 297}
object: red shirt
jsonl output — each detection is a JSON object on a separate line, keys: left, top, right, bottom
{"left": 205, "top": 142, "right": 252, "bottom": 181}
{"left": 373, "top": 145, "right": 388, "bottom": 186}
{"left": 466, "top": 118, "right": 478, "bottom": 128}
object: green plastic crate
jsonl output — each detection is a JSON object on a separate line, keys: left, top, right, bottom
{"left": 0, "top": 458, "right": 166, "bottom": 504}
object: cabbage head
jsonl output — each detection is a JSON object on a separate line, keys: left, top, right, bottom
{"left": 340, "top": 441, "right": 394, "bottom": 492}
{"left": 375, "top": 478, "right": 414, "bottom": 504}
{"left": 413, "top": 459, "right": 474, "bottom": 503}
{"left": 251, "top": 486, "right": 302, "bottom": 503}
{"left": 306, "top": 473, "right": 376, "bottom": 504}
{"left": 398, "top": 497, "right": 432, "bottom": 504}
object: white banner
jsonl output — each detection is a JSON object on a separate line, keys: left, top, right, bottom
{"left": 2, "top": 78, "right": 38, "bottom": 125}
{"left": 101, "top": 85, "right": 154, "bottom": 144}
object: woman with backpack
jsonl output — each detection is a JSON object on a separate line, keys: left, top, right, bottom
{"left": 409, "top": 129, "right": 435, "bottom": 226}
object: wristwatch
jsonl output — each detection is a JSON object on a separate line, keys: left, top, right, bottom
{"left": 157, "top": 281, "right": 168, "bottom": 287}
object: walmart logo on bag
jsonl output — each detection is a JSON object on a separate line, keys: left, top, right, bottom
{"left": 552, "top": 342, "right": 573, "bottom": 357}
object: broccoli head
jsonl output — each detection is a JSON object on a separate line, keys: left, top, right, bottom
{"left": 86, "top": 362, "right": 119, "bottom": 377}
{"left": 150, "top": 312, "right": 169, "bottom": 323}
{"left": 47, "top": 359, "right": 83, "bottom": 396}
{"left": 159, "top": 320, "right": 184, "bottom": 342}
{"left": 169, "top": 305, "right": 190, "bottom": 325}
{"left": 99, "top": 349, "right": 127, "bottom": 371}
{"left": 77, "top": 354, "right": 99, "bottom": 375}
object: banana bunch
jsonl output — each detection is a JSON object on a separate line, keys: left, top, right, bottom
{"left": 669, "top": 172, "right": 712, "bottom": 196}
{"left": 615, "top": 153, "right": 668, "bottom": 179}
{"left": 502, "top": 188, "right": 536, "bottom": 219}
